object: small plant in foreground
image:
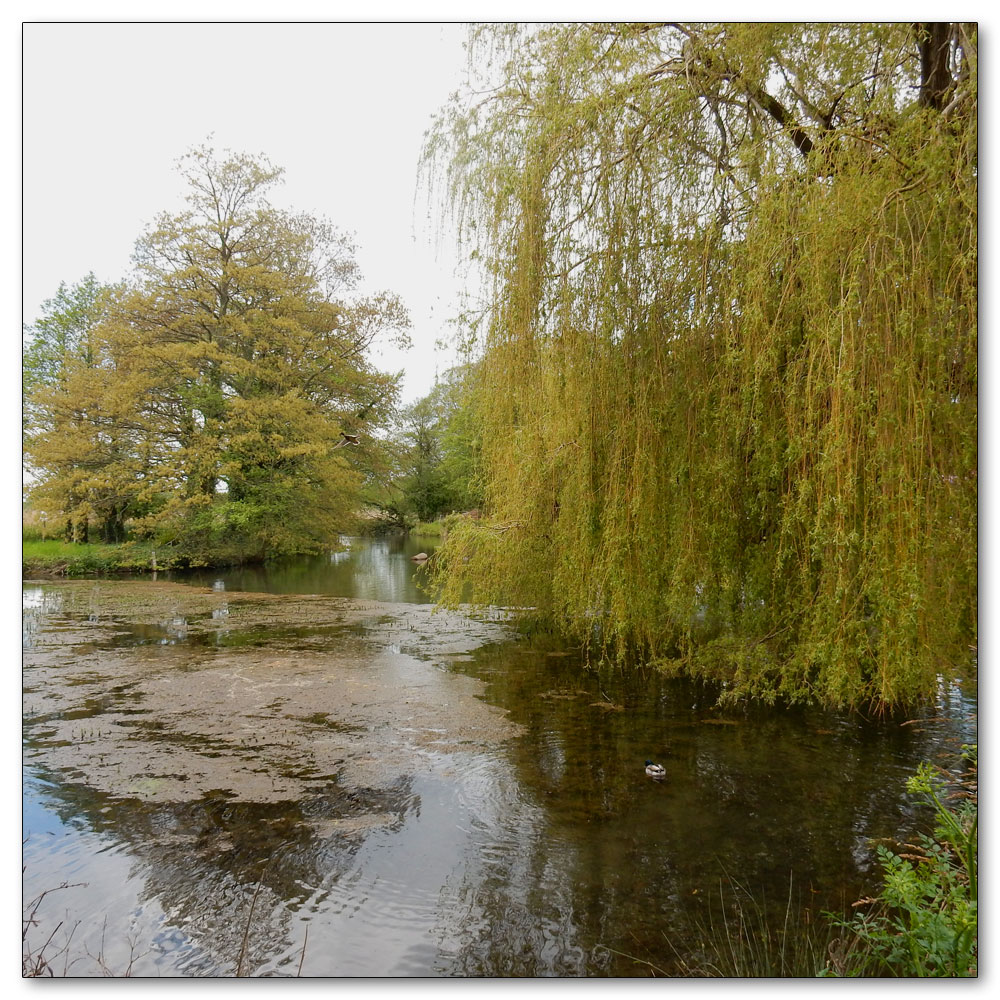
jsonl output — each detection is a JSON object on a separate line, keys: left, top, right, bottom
{"left": 823, "top": 746, "right": 977, "bottom": 977}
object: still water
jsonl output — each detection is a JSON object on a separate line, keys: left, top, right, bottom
{"left": 22, "top": 535, "right": 976, "bottom": 977}
{"left": 176, "top": 533, "right": 436, "bottom": 603}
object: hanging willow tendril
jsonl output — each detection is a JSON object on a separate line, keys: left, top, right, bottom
{"left": 422, "top": 23, "right": 977, "bottom": 711}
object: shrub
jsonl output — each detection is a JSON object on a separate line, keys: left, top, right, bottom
{"left": 823, "top": 747, "right": 977, "bottom": 977}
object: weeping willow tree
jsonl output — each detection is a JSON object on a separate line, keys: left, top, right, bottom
{"left": 423, "top": 23, "right": 977, "bottom": 709}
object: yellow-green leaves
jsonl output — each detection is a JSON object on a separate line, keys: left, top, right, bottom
{"left": 424, "top": 23, "right": 977, "bottom": 709}
{"left": 25, "top": 147, "right": 410, "bottom": 561}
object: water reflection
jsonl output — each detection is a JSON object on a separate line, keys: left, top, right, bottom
{"left": 22, "top": 539, "right": 976, "bottom": 977}
{"left": 23, "top": 771, "right": 424, "bottom": 976}
{"left": 463, "top": 644, "right": 975, "bottom": 973}
{"left": 175, "top": 533, "right": 437, "bottom": 602}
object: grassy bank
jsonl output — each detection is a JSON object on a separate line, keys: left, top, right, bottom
{"left": 22, "top": 539, "right": 171, "bottom": 577}
{"left": 410, "top": 520, "right": 445, "bottom": 538}
{"left": 21, "top": 533, "right": 334, "bottom": 577}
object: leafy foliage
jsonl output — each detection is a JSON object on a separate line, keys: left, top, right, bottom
{"left": 423, "top": 23, "right": 977, "bottom": 708}
{"left": 24, "top": 146, "right": 410, "bottom": 562}
{"left": 22, "top": 273, "right": 114, "bottom": 407}
{"left": 23, "top": 274, "right": 135, "bottom": 543}
{"left": 823, "top": 747, "right": 977, "bottom": 976}
{"left": 368, "top": 364, "right": 483, "bottom": 526}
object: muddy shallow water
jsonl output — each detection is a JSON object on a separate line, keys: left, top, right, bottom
{"left": 24, "top": 583, "right": 518, "bottom": 803}
{"left": 22, "top": 538, "right": 976, "bottom": 977}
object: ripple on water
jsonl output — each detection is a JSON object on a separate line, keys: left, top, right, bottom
{"left": 295, "top": 861, "right": 442, "bottom": 974}
{"left": 22, "top": 564, "right": 977, "bottom": 978}
{"left": 269, "top": 760, "right": 533, "bottom": 976}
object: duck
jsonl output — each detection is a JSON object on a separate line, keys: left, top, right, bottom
{"left": 645, "top": 759, "right": 666, "bottom": 780}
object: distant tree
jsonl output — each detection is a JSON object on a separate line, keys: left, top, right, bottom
{"left": 23, "top": 273, "right": 108, "bottom": 402}
{"left": 399, "top": 392, "right": 452, "bottom": 522}
{"left": 23, "top": 274, "right": 131, "bottom": 542}
{"left": 24, "top": 147, "right": 411, "bottom": 561}
{"left": 433, "top": 363, "right": 483, "bottom": 514}
{"left": 377, "top": 364, "right": 484, "bottom": 526}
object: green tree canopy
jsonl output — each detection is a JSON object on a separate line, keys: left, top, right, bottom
{"left": 23, "top": 274, "right": 126, "bottom": 541}
{"left": 25, "top": 146, "right": 411, "bottom": 561}
{"left": 423, "top": 23, "right": 977, "bottom": 709}
{"left": 23, "top": 273, "right": 114, "bottom": 401}
{"left": 366, "top": 363, "right": 483, "bottom": 527}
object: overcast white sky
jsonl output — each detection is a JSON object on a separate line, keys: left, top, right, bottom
{"left": 22, "top": 19, "right": 472, "bottom": 405}
{"left": 22, "top": 7, "right": 980, "bottom": 405}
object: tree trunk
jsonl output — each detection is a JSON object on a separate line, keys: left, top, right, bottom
{"left": 915, "top": 23, "right": 955, "bottom": 111}
{"left": 101, "top": 509, "right": 126, "bottom": 543}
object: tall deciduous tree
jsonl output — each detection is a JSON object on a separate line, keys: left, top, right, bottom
{"left": 424, "top": 23, "right": 977, "bottom": 709}
{"left": 23, "top": 274, "right": 133, "bottom": 542}
{"left": 25, "top": 147, "right": 411, "bottom": 561}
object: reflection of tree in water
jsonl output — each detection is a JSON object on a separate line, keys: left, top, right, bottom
{"left": 30, "top": 773, "right": 420, "bottom": 976}
{"left": 436, "top": 639, "right": 975, "bottom": 975}
{"left": 23, "top": 579, "right": 975, "bottom": 976}
{"left": 178, "top": 534, "right": 438, "bottom": 603}
{"left": 427, "top": 764, "right": 595, "bottom": 976}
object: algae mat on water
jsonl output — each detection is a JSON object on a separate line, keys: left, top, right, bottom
{"left": 23, "top": 579, "right": 522, "bottom": 805}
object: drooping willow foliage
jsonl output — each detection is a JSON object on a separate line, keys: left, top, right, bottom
{"left": 423, "top": 23, "right": 977, "bottom": 709}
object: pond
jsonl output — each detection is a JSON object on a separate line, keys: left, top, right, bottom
{"left": 22, "top": 535, "right": 976, "bottom": 977}
{"left": 174, "top": 532, "right": 437, "bottom": 604}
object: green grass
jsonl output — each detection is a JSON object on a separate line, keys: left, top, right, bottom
{"left": 22, "top": 532, "right": 289, "bottom": 576}
{"left": 410, "top": 520, "right": 445, "bottom": 537}
{"left": 685, "top": 874, "right": 867, "bottom": 977}
{"left": 22, "top": 538, "right": 168, "bottom": 576}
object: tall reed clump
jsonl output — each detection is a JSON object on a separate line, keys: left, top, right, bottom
{"left": 424, "top": 23, "right": 977, "bottom": 710}
{"left": 688, "top": 874, "right": 858, "bottom": 978}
